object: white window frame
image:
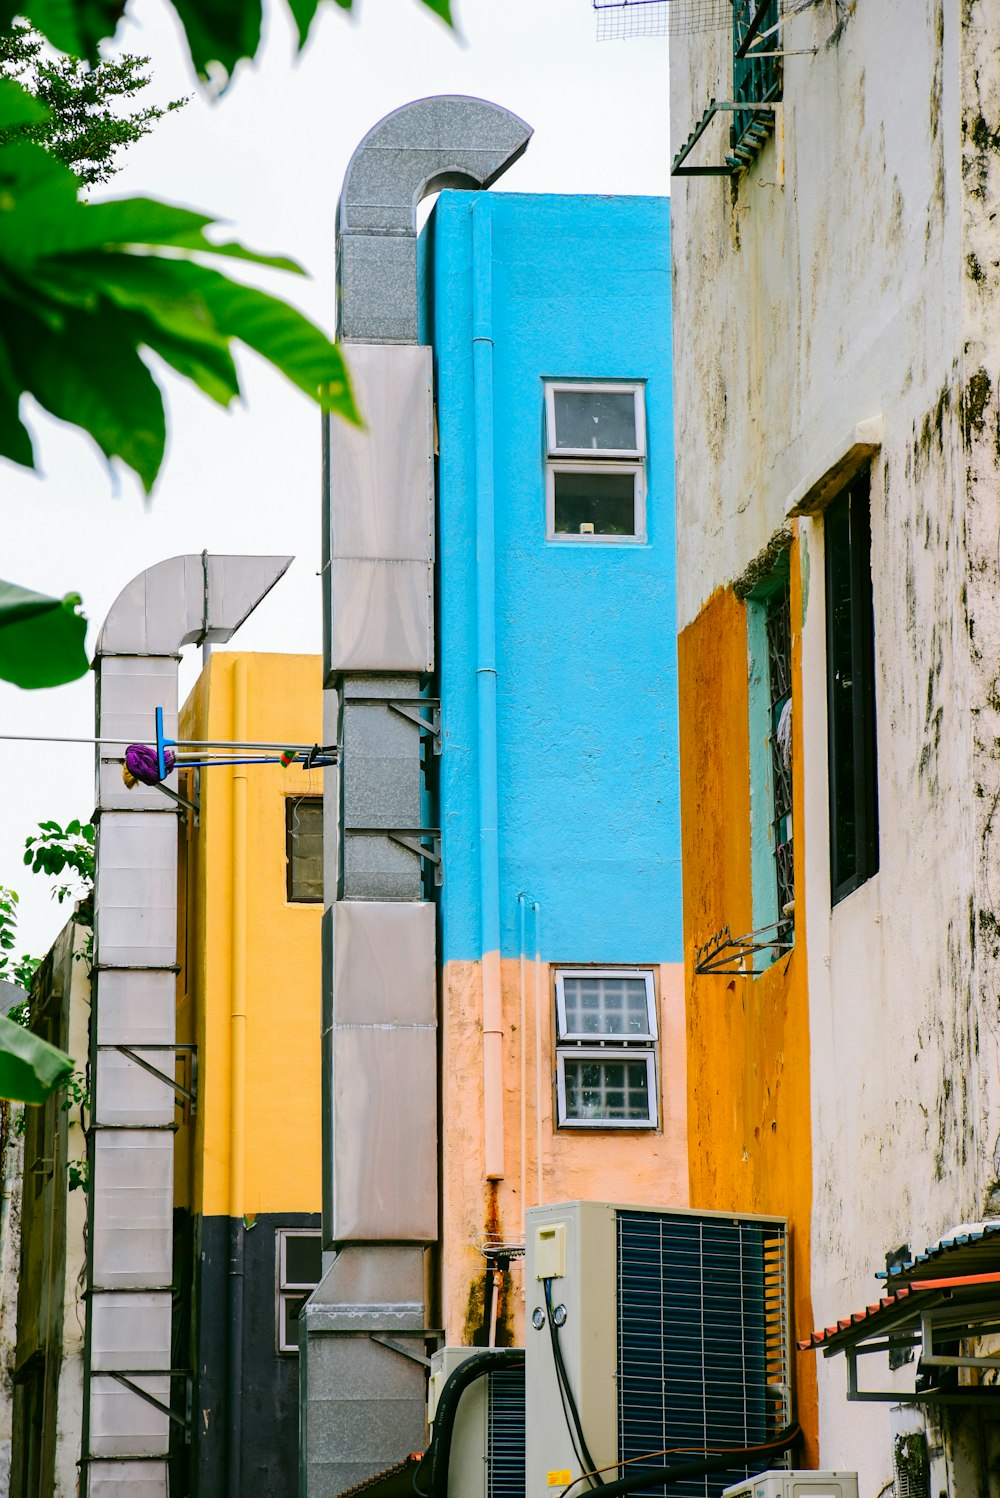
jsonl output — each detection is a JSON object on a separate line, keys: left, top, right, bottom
{"left": 553, "top": 968, "right": 659, "bottom": 1130}
{"left": 543, "top": 381, "right": 648, "bottom": 544}
{"left": 545, "top": 381, "right": 646, "bottom": 459}
{"left": 276, "top": 1228, "right": 322, "bottom": 1355}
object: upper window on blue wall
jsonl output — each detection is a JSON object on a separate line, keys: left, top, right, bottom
{"left": 544, "top": 382, "right": 646, "bottom": 543}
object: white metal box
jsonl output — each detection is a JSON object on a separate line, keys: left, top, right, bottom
{"left": 525, "top": 1201, "right": 791, "bottom": 1498}
{"left": 722, "top": 1474, "right": 859, "bottom": 1498}
{"left": 428, "top": 1346, "right": 525, "bottom": 1498}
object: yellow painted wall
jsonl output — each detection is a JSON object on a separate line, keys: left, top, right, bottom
{"left": 176, "top": 653, "right": 324, "bottom": 1219}
{"left": 678, "top": 543, "right": 818, "bottom": 1461}
{"left": 440, "top": 957, "right": 688, "bottom": 1345}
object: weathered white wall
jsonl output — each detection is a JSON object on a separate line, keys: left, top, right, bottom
{"left": 671, "top": 0, "right": 1000, "bottom": 1488}
{"left": 0, "top": 1108, "right": 23, "bottom": 1494}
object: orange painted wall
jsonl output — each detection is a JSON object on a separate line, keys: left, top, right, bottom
{"left": 440, "top": 957, "right": 689, "bottom": 1345}
{"left": 678, "top": 542, "right": 817, "bottom": 1460}
{"left": 176, "top": 653, "right": 324, "bottom": 1219}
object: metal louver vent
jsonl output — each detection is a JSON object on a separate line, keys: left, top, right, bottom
{"left": 488, "top": 1366, "right": 526, "bottom": 1498}
{"left": 617, "top": 1210, "right": 790, "bottom": 1498}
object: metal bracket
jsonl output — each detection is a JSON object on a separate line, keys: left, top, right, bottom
{"left": 99, "top": 1044, "right": 197, "bottom": 1115}
{"left": 694, "top": 920, "right": 793, "bottom": 976}
{"left": 369, "top": 1331, "right": 442, "bottom": 1369}
{"left": 348, "top": 697, "right": 442, "bottom": 755}
{"left": 344, "top": 827, "right": 443, "bottom": 886}
{"left": 671, "top": 99, "right": 780, "bottom": 177}
{"left": 102, "top": 1370, "right": 190, "bottom": 1430}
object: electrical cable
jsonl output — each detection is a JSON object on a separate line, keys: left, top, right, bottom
{"left": 544, "top": 1277, "right": 606, "bottom": 1488}
{"left": 557, "top": 1422, "right": 803, "bottom": 1498}
{"left": 558, "top": 1423, "right": 801, "bottom": 1498}
{"left": 411, "top": 1347, "right": 524, "bottom": 1498}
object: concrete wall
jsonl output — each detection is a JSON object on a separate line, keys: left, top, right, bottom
{"left": 9, "top": 915, "right": 90, "bottom": 1497}
{"left": 670, "top": 1, "right": 1000, "bottom": 1489}
{"left": 423, "top": 192, "right": 687, "bottom": 1342}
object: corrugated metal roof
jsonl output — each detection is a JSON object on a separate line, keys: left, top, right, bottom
{"left": 798, "top": 1287, "right": 915, "bottom": 1351}
{"left": 879, "top": 1221, "right": 1000, "bottom": 1282}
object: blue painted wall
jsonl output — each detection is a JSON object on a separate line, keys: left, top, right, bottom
{"left": 420, "top": 192, "right": 679, "bottom": 965}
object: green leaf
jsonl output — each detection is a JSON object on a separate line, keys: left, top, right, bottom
{"left": 285, "top": 0, "right": 321, "bottom": 46}
{"left": 56, "top": 252, "right": 359, "bottom": 420}
{"left": 4, "top": 299, "right": 166, "bottom": 490}
{"left": 0, "top": 579, "right": 88, "bottom": 689}
{"left": 167, "top": 0, "right": 263, "bottom": 82}
{"left": 0, "top": 78, "right": 50, "bottom": 130}
{"left": 417, "top": 0, "right": 452, "bottom": 21}
{"left": 0, "top": 1010, "right": 73, "bottom": 1103}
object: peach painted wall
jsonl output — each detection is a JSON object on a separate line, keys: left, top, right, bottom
{"left": 440, "top": 957, "right": 688, "bottom": 1345}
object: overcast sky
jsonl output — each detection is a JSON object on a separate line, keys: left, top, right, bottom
{"left": 0, "top": 0, "right": 670, "bottom": 958}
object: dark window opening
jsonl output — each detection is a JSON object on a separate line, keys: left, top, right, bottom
{"left": 766, "top": 579, "right": 794, "bottom": 919}
{"left": 286, "top": 797, "right": 323, "bottom": 903}
{"left": 552, "top": 470, "right": 638, "bottom": 537}
{"left": 826, "top": 471, "right": 879, "bottom": 903}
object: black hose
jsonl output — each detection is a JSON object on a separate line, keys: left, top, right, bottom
{"left": 544, "top": 1278, "right": 605, "bottom": 1488}
{"left": 569, "top": 1423, "right": 801, "bottom": 1498}
{"left": 412, "top": 1347, "right": 524, "bottom": 1498}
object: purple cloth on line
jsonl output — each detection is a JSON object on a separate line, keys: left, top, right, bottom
{"left": 125, "top": 743, "right": 176, "bottom": 785}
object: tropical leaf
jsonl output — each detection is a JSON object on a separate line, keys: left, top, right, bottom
{"left": 0, "top": 579, "right": 88, "bottom": 688}
{"left": 0, "top": 1011, "right": 74, "bottom": 1103}
{"left": 8, "top": 0, "right": 454, "bottom": 74}
{"left": 0, "top": 81, "right": 359, "bottom": 492}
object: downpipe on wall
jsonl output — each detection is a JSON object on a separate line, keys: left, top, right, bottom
{"left": 472, "top": 198, "right": 505, "bottom": 1183}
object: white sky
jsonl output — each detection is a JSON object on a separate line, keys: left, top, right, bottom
{"left": 0, "top": 0, "right": 669, "bottom": 958}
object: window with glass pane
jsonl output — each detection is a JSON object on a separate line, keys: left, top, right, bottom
{"left": 552, "top": 470, "right": 639, "bottom": 537}
{"left": 545, "top": 383, "right": 646, "bottom": 543}
{"left": 552, "top": 389, "right": 639, "bottom": 453}
{"left": 286, "top": 797, "right": 323, "bottom": 903}
{"left": 276, "top": 1229, "right": 322, "bottom": 1354}
{"left": 554, "top": 969, "right": 658, "bottom": 1129}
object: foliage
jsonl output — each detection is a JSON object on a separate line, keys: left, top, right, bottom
{"left": 24, "top": 816, "right": 95, "bottom": 902}
{"left": 0, "top": 21, "right": 187, "bottom": 188}
{"left": 0, "top": 886, "right": 39, "bottom": 995}
{"left": 0, "top": 578, "right": 88, "bottom": 688}
{"left": 2, "top": 0, "right": 453, "bottom": 85}
{"left": 0, "top": 78, "right": 359, "bottom": 495}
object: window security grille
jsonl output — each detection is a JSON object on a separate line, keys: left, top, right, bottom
{"left": 616, "top": 1209, "right": 790, "bottom": 1498}
{"left": 733, "top": 0, "right": 781, "bottom": 159}
{"left": 765, "top": 581, "right": 794, "bottom": 919}
{"left": 487, "top": 1366, "right": 526, "bottom": 1498}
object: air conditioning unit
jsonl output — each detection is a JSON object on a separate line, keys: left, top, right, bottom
{"left": 525, "top": 1201, "right": 792, "bottom": 1498}
{"left": 428, "top": 1346, "right": 525, "bottom": 1498}
{"left": 722, "top": 1475, "right": 859, "bottom": 1498}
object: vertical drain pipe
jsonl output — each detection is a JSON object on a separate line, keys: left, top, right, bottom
{"left": 226, "top": 657, "right": 248, "bottom": 1498}
{"left": 533, "top": 900, "right": 544, "bottom": 1207}
{"left": 517, "top": 894, "right": 529, "bottom": 1234}
{"left": 472, "top": 198, "right": 505, "bottom": 1183}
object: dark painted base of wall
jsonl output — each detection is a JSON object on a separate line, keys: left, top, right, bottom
{"left": 177, "top": 1210, "right": 321, "bottom": 1498}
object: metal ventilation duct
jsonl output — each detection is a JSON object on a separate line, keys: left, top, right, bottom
{"left": 304, "top": 95, "right": 532, "bottom": 1498}
{"left": 85, "top": 553, "right": 290, "bottom": 1497}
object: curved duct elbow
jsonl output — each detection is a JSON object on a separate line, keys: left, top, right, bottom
{"left": 336, "top": 93, "right": 532, "bottom": 343}
{"left": 96, "top": 552, "right": 292, "bottom": 658}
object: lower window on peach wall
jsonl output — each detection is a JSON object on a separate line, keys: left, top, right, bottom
{"left": 553, "top": 969, "right": 659, "bottom": 1129}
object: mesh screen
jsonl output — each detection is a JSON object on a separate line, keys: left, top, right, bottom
{"left": 617, "top": 1210, "right": 790, "bottom": 1498}
{"left": 594, "top": 0, "right": 732, "bottom": 39}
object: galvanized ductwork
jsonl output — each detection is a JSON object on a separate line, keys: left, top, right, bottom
{"left": 85, "top": 553, "right": 290, "bottom": 1497}
{"left": 302, "top": 96, "right": 531, "bottom": 1497}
